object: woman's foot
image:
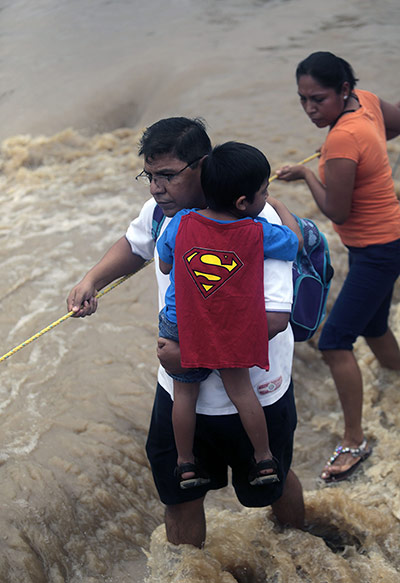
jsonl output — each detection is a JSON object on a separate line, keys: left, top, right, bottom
{"left": 320, "top": 438, "right": 372, "bottom": 483}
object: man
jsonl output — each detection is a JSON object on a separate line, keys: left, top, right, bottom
{"left": 67, "top": 117, "right": 305, "bottom": 548}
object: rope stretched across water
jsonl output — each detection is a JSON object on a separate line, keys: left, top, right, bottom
{"left": 0, "top": 151, "right": 320, "bottom": 364}
{"left": 0, "top": 262, "right": 152, "bottom": 363}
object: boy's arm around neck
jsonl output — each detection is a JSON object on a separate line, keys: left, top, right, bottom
{"left": 267, "top": 197, "right": 303, "bottom": 251}
{"left": 159, "top": 258, "right": 172, "bottom": 275}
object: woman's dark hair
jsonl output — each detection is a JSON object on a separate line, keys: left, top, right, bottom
{"left": 201, "top": 142, "right": 270, "bottom": 212}
{"left": 296, "top": 51, "right": 358, "bottom": 93}
{"left": 138, "top": 117, "right": 211, "bottom": 164}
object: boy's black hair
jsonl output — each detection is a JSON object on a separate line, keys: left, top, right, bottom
{"left": 138, "top": 117, "right": 212, "bottom": 164}
{"left": 201, "top": 142, "right": 271, "bottom": 212}
{"left": 296, "top": 51, "right": 358, "bottom": 93}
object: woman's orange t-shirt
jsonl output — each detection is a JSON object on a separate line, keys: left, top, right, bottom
{"left": 319, "top": 89, "right": 400, "bottom": 247}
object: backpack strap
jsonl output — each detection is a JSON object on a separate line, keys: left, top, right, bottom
{"left": 151, "top": 204, "right": 166, "bottom": 241}
{"left": 290, "top": 214, "right": 334, "bottom": 341}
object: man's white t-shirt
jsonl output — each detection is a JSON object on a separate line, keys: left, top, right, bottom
{"left": 126, "top": 198, "right": 294, "bottom": 416}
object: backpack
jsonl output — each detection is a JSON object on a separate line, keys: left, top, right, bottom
{"left": 290, "top": 215, "right": 334, "bottom": 341}
{"left": 151, "top": 203, "right": 166, "bottom": 241}
{"left": 151, "top": 205, "right": 334, "bottom": 342}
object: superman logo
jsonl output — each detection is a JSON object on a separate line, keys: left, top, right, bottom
{"left": 183, "top": 247, "right": 243, "bottom": 298}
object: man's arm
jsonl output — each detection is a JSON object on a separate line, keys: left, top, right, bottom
{"left": 266, "top": 311, "right": 290, "bottom": 339}
{"left": 157, "top": 337, "right": 183, "bottom": 375}
{"left": 67, "top": 236, "right": 146, "bottom": 317}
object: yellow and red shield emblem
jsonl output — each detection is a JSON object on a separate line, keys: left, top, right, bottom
{"left": 183, "top": 247, "right": 244, "bottom": 298}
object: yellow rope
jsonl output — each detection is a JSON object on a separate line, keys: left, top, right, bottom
{"left": 0, "top": 261, "right": 153, "bottom": 363}
{"left": 269, "top": 151, "right": 320, "bottom": 183}
{"left": 0, "top": 151, "right": 320, "bottom": 365}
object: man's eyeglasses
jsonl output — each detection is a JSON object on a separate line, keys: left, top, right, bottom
{"left": 135, "top": 157, "right": 202, "bottom": 186}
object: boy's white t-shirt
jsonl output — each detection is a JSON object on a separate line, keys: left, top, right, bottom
{"left": 126, "top": 198, "right": 294, "bottom": 415}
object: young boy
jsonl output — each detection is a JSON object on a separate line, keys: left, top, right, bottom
{"left": 157, "top": 142, "right": 299, "bottom": 489}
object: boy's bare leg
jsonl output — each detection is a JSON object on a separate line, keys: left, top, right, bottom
{"left": 219, "top": 368, "right": 271, "bottom": 464}
{"left": 271, "top": 469, "right": 305, "bottom": 529}
{"left": 165, "top": 497, "right": 206, "bottom": 548}
{"left": 172, "top": 380, "right": 200, "bottom": 479}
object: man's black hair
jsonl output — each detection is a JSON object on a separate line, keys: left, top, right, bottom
{"left": 201, "top": 142, "right": 271, "bottom": 212}
{"left": 138, "top": 117, "right": 212, "bottom": 164}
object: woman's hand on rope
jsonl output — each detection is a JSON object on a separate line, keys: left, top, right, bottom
{"left": 276, "top": 164, "right": 308, "bottom": 182}
{"left": 67, "top": 278, "right": 98, "bottom": 317}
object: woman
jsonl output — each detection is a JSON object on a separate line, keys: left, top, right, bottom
{"left": 277, "top": 51, "right": 400, "bottom": 483}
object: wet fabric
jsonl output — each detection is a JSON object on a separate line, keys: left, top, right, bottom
{"left": 145, "top": 381, "right": 297, "bottom": 506}
{"left": 319, "top": 237, "right": 400, "bottom": 350}
{"left": 174, "top": 212, "right": 269, "bottom": 369}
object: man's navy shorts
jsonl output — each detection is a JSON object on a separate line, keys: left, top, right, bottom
{"left": 319, "top": 238, "right": 400, "bottom": 351}
{"left": 145, "top": 380, "right": 297, "bottom": 507}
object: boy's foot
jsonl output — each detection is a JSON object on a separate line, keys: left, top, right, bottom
{"left": 175, "top": 461, "right": 211, "bottom": 489}
{"left": 249, "top": 457, "right": 280, "bottom": 486}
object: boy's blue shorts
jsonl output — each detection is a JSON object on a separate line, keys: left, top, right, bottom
{"left": 319, "top": 238, "right": 400, "bottom": 351}
{"left": 145, "top": 381, "right": 297, "bottom": 507}
{"left": 158, "top": 307, "right": 211, "bottom": 383}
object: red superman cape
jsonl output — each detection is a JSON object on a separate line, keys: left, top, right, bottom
{"left": 175, "top": 212, "right": 269, "bottom": 370}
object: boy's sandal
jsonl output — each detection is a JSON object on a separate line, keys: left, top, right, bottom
{"left": 320, "top": 438, "right": 372, "bottom": 484}
{"left": 174, "top": 461, "right": 211, "bottom": 490}
{"left": 249, "top": 457, "right": 280, "bottom": 486}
